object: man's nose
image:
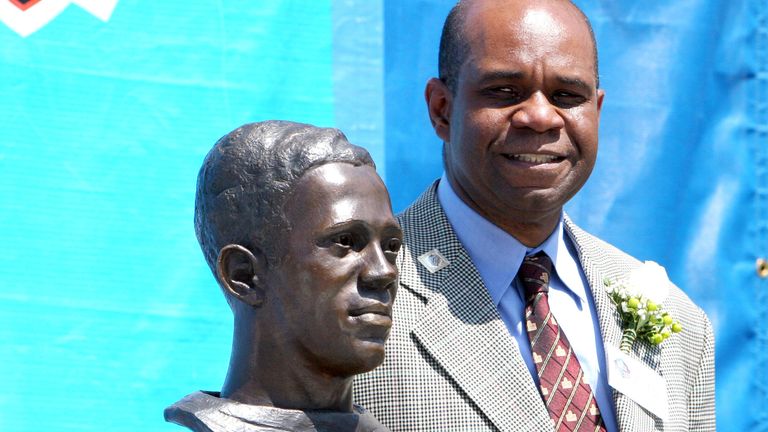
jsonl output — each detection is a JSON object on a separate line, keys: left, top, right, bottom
{"left": 360, "top": 244, "right": 398, "bottom": 291}
{"left": 510, "top": 92, "right": 565, "bottom": 133}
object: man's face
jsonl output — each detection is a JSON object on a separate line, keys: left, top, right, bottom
{"left": 438, "top": 0, "right": 604, "bottom": 235}
{"left": 265, "top": 163, "right": 402, "bottom": 377}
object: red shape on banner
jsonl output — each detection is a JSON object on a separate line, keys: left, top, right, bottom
{"left": 9, "top": 0, "right": 42, "bottom": 11}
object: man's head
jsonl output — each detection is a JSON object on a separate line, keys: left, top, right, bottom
{"left": 426, "top": 0, "right": 605, "bottom": 246}
{"left": 195, "top": 120, "right": 402, "bottom": 377}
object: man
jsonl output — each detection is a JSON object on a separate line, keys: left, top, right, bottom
{"left": 165, "top": 120, "right": 402, "bottom": 432}
{"left": 353, "top": 1, "right": 715, "bottom": 431}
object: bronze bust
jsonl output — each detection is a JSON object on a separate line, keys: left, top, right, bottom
{"left": 165, "top": 121, "right": 401, "bottom": 432}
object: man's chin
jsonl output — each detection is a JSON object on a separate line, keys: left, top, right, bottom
{"left": 498, "top": 183, "right": 580, "bottom": 214}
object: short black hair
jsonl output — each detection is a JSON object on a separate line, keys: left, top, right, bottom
{"left": 438, "top": 0, "right": 600, "bottom": 93}
{"left": 438, "top": 1, "right": 471, "bottom": 93}
{"left": 194, "top": 120, "right": 375, "bottom": 272}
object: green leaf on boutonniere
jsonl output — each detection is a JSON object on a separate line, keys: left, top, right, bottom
{"left": 604, "top": 261, "right": 683, "bottom": 354}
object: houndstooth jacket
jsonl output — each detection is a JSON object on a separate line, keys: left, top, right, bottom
{"left": 354, "top": 183, "right": 715, "bottom": 432}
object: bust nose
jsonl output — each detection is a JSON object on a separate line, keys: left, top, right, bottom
{"left": 510, "top": 92, "right": 565, "bottom": 133}
{"left": 360, "top": 243, "right": 398, "bottom": 292}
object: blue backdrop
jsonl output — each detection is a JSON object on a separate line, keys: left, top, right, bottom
{"left": 1, "top": 1, "right": 763, "bottom": 430}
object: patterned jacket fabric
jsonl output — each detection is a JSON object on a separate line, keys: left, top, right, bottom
{"left": 353, "top": 183, "right": 715, "bottom": 431}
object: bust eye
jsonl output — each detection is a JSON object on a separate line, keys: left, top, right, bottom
{"left": 386, "top": 238, "right": 402, "bottom": 253}
{"left": 334, "top": 233, "right": 354, "bottom": 248}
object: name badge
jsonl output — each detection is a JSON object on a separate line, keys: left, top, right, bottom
{"left": 606, "top": 345, "right": 668, "bottom": 421}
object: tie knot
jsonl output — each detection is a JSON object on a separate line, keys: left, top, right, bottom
{"left": 519, "top": 252, "right": 553, "bottom": 300}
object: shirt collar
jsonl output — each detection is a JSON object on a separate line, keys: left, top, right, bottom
{"left": 436, "top": 174, "right": 587, "bottom": 304}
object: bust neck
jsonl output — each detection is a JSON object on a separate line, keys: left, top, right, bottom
{"left": 219, "top": 316, "right": 354, "bottom": 412}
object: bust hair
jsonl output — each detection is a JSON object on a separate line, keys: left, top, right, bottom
{"left": 194, "top": 120, "right": 375, "bottom": 272}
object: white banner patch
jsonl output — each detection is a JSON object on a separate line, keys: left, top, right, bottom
{"left": 1, "top": 0, "right": 118, "bottom": 37}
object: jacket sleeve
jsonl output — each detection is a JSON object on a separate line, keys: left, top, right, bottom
{"left": 688, "top": 311, "right": 716, "bottom": 431}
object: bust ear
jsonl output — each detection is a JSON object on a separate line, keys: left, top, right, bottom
{"left": 216, "top": 244, "right": 267, "bottom": 307}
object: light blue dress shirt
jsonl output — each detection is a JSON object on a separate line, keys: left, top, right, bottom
{"left": 437, "top": 175, "right": 618, "bottom": 432}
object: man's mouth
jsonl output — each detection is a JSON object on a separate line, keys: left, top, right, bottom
{"left": 504, "top": 153, "right": 561, "bottom": 164}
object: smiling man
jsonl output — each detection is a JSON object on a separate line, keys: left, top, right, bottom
{"left": 354, "top": 1, "right": 714, "bottom": 431}
{"left": 165, "top": 121, "right": 402, "bottom": 432}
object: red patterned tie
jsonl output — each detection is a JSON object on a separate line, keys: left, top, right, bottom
{"left": 519, "top": 252, "right": 606, "bottom": 432}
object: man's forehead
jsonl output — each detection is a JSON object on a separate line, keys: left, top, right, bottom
{"left": 464, "top": 0, "right": 590, "bottom": 38}
{"left": 520, "top": 8, "right": 564, "bottom": 40}
{"left": 460, "top": 0, "right": 597, "bottom": 81}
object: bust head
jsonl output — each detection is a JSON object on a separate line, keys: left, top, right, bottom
{"left": 193, "top": 120, "right": 401, "bottom": 410}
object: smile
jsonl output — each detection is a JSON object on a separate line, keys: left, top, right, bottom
{"left": 505, "top": 153, "right": 561, "bottom": 164}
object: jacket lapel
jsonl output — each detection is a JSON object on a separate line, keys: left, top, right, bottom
{"left": 399, "top": 185, "right": 552, "bottom": 431}
{"left": 564, "top": 217, "right": 663, "bottom": 431}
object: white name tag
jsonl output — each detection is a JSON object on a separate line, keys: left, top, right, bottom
{"left": 606, "top": 345, "right": 668, "bottom": 421}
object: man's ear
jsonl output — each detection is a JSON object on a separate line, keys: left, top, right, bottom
{"left": 216, "top": 244, "right": 267, "bottom": 307}
{"left": 596, "top": 88, "right": 605, "bottom": 118}
{"left": 425, "top": 77, "right": 452, "bottom": 142}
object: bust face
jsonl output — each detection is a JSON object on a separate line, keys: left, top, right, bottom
{"left": 264, "top": 162, "right": 402, "bottom": 377}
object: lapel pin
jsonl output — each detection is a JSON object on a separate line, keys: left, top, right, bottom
{"left": 417, "top": 249, "right": 450, "bottom": 273}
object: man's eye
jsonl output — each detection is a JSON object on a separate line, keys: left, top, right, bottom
{"left": 334, "top": 233, "right": 354, "bottom": 248}
{"left": 481, "top": 86, "right": 524, "bottom": 105}
{"left": 552, "top": 91, "right": 586, "bottom": 107}
{"left": 487, "top": 87, "right": 519, "bottom": 97}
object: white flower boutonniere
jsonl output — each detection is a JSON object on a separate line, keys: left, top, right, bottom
{"left": 604, "top": 261, "right": 683, "bottom": 354}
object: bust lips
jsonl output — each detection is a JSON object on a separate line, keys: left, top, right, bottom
{"left": 347, "top": 303, "right": 393, "bottom": 342}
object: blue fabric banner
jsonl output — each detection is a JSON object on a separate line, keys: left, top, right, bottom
{"left": 384, "top": 1, "right": 765, "bottom": 429}
{"left": 0, "top": 0, "right": 763, "bottom": 430}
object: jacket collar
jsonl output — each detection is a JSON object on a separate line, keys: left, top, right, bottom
{"left": 564, "top": 218, "right": 663, "bottom": 430}
{"left": 397, "top": 182, "right": 553, "bottom": 431}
